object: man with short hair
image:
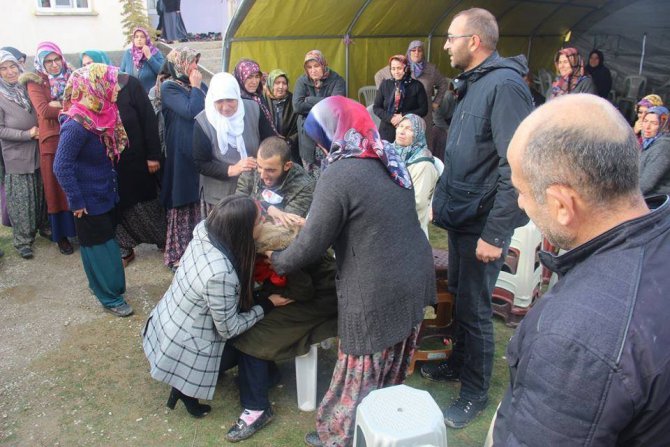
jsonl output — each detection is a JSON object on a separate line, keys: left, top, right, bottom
{"left": 424, "top": 7, "right": 533, "bottom": 428}
{"left": 237, "top": 136, "right": 315, "bottom": 225}
{"left": 493, "top": 93, "right": 670, "bottom": 445}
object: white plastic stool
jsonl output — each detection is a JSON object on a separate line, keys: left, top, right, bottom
{"left": 295, "top": 344, "right": 318, "bottom": 411}
{"left": 353, "top": 384, "right": 447, "bottom": 447}
{"left": 495, "top": 220, "right": 543, "bottom": 308}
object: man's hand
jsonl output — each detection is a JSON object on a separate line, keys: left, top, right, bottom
{"left": 476, "top": 238, "right": 503, "bottom": 263}
{"left": 267, "top": 206, "right": 305, "bottom": 227}
{"left": 268, "top": 294, "right": 294, "bottom": 307}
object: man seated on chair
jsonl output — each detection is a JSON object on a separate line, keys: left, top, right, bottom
{"left": 493, "top": 93, "right": 670, "bottom": 445}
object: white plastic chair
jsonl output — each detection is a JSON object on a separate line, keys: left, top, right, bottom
{"left": 367, "top": 104, "right": 381, "bottom": 129}
{"left": 358, "top": 85, "right": 378, "bottom": 107}
{"left": 617, "top": 75, "right": 648, "bottom": 121}
{"left": 538, "top": 69, "right": 554, "bottom": 98}
{"left": 295, "top": 344, "right": 318, "bottom": 411}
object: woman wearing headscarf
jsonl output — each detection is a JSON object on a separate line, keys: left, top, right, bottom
{"left": 633, "top": 94, "right": 663, "bottom": 145}
{"left": 264, "top": 69, "right": 299, "bottom": 162}
{"left": 233, "top": 59, "right": 278, "bottom": 136}
{"left": 0, "top": 50, "right": 47, "bottom": 259}
{"left": 114, "top": 71, "right": 166, "bottom": 267}
{"left": 53, "top": 63, "right": 132, "bottom": 317}
{"left": 639, "top": 106, "right": 670, "bottom": 196}
{"left": 547, "top": 47, "right": 597, "bottom": 99}
{"left": 0, "top": 47, "right": 26, "bottom": 66}
{"left": 193, "top": 72, "right": 272, "bottom": 218}
{"left": 392, "top": 114, "right": 439, "bottom": 238}
{"left": 584, "top": 49, "right": 612, "bottom": 99}
{"left": 293, "top": 50, "right": 345, "bottom": 177}
{"left": 375, "top": 41, "right": 448, "bottom": 151}
{"left": 20, "top": 41, "right": 76, "bottom": 255}
{"left": 373, "top": 54, "right": 428, "bottom": 143}
{"left": 80, "top": 50, "right": 112, "bottom": 67}
{"left": 266, "top": 96, "right": 436, "bottom": 447}
{"left": 158, "top": 47, "right": 206, "bottom": 271}
{"left": 120, "top": 27, "right": 165, "bottom": 94}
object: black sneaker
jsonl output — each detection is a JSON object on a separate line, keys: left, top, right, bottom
{"left": 420, "top": 361, "right": 460, "bottom": 382}
{"left": 225, "top": 408, "right": 274, "bottom": 442}
{"left": 103, "top": 302, "right": 134, "bottom": 317}
{"left": 18, "top": 247, "right": 33, "bottom": 259}
{"left": 444, "top": 396, "right": 488, "bottom": 429}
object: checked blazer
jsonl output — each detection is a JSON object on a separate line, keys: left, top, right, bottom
{"left": 142, "top": 222, "right": 265, "bottom": 400}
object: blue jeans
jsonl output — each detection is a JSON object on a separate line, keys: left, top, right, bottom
{"left": 448, "top": 232, "right": 506, "bottom": 401}
{"left": 220, "top": 344, "right": 273, "bottom": 411}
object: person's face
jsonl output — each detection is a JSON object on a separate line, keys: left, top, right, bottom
{"left": 557, "top": 54, "right": 572, "bottom": 78}
{"left": 588, "top": 53, "right": 600, "bottom": 68}
{"left": 409, "top": 47, "right": 424, "bottom": 63}
{"left": 252, "top": 209, "right": 263, "bottom": 241}
{"left": 0, "top": 60, "right": 20, "bottom": 84}
{"left": 214, "top": 98, "right": 239, "bottom": 117}
{"left": 81, "top": 54, "right": 94, "bottom": 66}
{"left": 390, "top": 59, "right": 406, "bottom": 81}
{"left": 444, "top": 16, "right": 473, "bottom": 71}
{"left": 305, "top": 60, "right": 324, "bottom": 81}
{"left": 243, "top": 72, "right": 261, "bottom": 94}
{"left": 395, "top": 119, "right": 415, "bottom": 147}
{"left": 133, "top": 31, "right": 147, "bottom": 48}
{"left": 43, "top": 52, "right": 63, "bottom": 75}
{"left": 272, "top": 76, "right": 288, "bottom": 98}
{"left": 642, "top": 113, "right": 661, "bottom": 139}
{"left": 187, "top": 59, "right": 199, "bottom": 76}
{"left": 257, "top": 154, "right": 291, "bottom": 188}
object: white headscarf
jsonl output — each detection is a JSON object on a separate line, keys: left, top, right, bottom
{"left": 205, "top": 72, "right": 246, "bottom": 158}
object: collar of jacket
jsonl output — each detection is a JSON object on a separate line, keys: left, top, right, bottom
{"left": 539, "top": 195, "right": 670, "bottom": 276}
{"left": 453, "top": 52, "right": 500, "bottom": 100}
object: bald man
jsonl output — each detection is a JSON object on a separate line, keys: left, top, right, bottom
{"left": 493, "top": 94, "right": 670, "bottom": 445}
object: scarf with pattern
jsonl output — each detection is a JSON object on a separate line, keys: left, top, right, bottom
{"left": 34, "top": 41, "right": 72, "bottom": 101}
{"left": 234, "top": 58, "right": 278, "bottom": 134}
{"left": 0, "top": 51, "right": 32, "bottom": 112}
{"left": 550, "top": 47, "right": 588, "bottom": 98}
{"left": 130, "top": 27, "right": 160, "bottom": 71}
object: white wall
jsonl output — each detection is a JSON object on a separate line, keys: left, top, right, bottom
{"left": 3, "top": 0, "right": 127, "bottom": 57}
{"left": 181, "top": 0, "right": 229, "bottom": 34}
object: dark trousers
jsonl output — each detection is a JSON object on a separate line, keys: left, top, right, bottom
{"left": 448, "top": 231, "right": 506, "bottom": 401}
{"left": 220, "top": 344, "right": 272, "bottom": 411}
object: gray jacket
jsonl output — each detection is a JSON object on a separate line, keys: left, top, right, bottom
{"left": 545, "top": 75, "right": 597, "bottom": 99}
{"left": 271, "top": 158, "right": 436, "bottom": 355}
{"left": 142, "top": 222, "right": 266, "bottom": 400}
{"left": 639, "top": 136, "right": 670, "bottom": 196}
{"left": 0, "top": 95, "right": 39, "bottom": 174}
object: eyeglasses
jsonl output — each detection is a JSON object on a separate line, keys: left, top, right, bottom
{"left": 43, "top": 56, "right": 62, "bottom": 66}
{"left": 446, "top": 34, "right": 474, "bottom": 43}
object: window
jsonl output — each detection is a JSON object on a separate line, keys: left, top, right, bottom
{"left": 37, "top": 0, "right": 90, "bottom": 11}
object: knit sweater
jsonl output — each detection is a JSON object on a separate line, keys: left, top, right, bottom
{"left": 53, "top": 119, "right": 118, "bottom": 215}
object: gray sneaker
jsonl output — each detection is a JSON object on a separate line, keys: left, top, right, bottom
{"left": 444, "top": 396, "right": 488, "bottom": 429}
{"left": 104, "top": 302, "right": 134, "bottom": 317}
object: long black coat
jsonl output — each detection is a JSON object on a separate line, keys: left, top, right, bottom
{"left": 373, "top": 78, "right": 428, "bottom": 143}
{"left": 116, "top": 75, "right": 162, "bottom": 211}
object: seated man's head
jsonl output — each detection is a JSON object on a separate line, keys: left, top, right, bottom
{"left": 508, "top": 94, "right": 644, "bottom": 250}
{"left": 257, "top": 136, "right": 292, "bottom": 188}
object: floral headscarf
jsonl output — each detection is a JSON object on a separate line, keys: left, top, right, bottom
{"left": 392, "top": 114, "right": 432, "bottom": 166}
{"left": 164, "top": 46, "right": 200, "bottom": 85}
{"left": 61, "top": 63, "right": 128, "bottom": 161}
{"left": 303, "top": 96, "right": 412, "bottom": 189}
{"left": 636, "top": 94, "right": 663, "bottom": 112}
{"left": 303, "top": 50, "right": 330, "bottom": 89}
{"left": 234, "top": 58, "right": 278, "bottom": 134}
{"left": 550, "top": 47, "right": 587, "bottom": 98}
{"left": 642, "top": 106, "right": 670, "bottom": 151}
{"left": 80, "top": 49, "right": 112, "bottom": 67}
{"left": 205, "top": 72, "right": 247, "bottom": 159}
{"left": 34, "top": 41, "right": 72, "bottom": 101}
{"left": 387, "top": 54, "right": 412, "bottom": 115}
{"left": 0, "top": 47, "right": 26, "bottom": 63}
{"left": 406, "top": 40, "right": 425, "bottom": 79}
{"left": 130, "top": 27, "right": 159, "bottom": 71}
{"left": 265, "top": 69, "right": 289, "bottom": 100}
{"left": 0, "top": 50, "right": 32, "bottom": 112}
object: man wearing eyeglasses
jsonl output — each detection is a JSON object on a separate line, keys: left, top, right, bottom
{"left": 425, "top": 7, "right": 533, "bottom": 428}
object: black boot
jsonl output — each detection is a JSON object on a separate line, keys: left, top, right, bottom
{"left": 166, "top": 387, "right": 211, "bottom": 418}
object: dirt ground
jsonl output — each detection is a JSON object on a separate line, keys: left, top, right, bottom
{"left": 0, "top": 226, "right": 512, "bottom": 446}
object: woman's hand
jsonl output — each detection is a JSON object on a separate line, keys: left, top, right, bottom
{"left": 391, "top": 113, "right": 404, "bottom": 127}
{"left": 147, "top": 160, "right": 160, "bottom": 173}
{"left": 228, "top": 157, "right": 257, "bottom": 177}
{"left": 48, "top": 101, "right": 63, "bottom": 109}
{"left": 73, "top": 208, "right": 88, "bottom": 218}
{"left": 189, "top": 69, "right": 203, "bottom": 88}
{"left": 633, "top": 119, "right": 643, "bottom": 134}
{"left": 268, "top": 294, "right": 294, "bottom": 307}
{"left": 29, "top": 126, "right": 39, "bottom": 139}
{"left": 267, "top": 206, "right": 305, "bottom": 227}
{"left": 142, "top": 45, "right": 153, "bottom": 60}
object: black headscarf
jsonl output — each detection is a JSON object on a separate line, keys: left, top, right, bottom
{"left": 584, "top": 49, "right": 612, "bottom": 99}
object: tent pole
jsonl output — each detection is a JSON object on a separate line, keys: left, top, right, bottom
{"left": 639, "top": 33, "right": 646, "bottom": 75}
{"left": 222, "top": 0, "right": 254, "bottom": 72}
{"left": 344, "top": 0, "right": 373, "bottom": 98}
{"left": 527, "top": 36, "right": 533, "bottom": 65}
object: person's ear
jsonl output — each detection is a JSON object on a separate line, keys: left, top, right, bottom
{"left": 545, "top": 184, "right": 576, "bottom": 227}
{"left": 284, "top": 160, "right": 293, "bottom": 171}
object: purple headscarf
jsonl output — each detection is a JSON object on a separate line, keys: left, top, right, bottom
{"left": 131, "top": 27, "right": 159, "bottom": 71}
{"left": 406, "top": 40, "right": 425, "bottom": 79}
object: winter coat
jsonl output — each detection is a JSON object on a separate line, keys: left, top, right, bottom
{"left": 373, "top": 78, "right": 428, "bottom": 143}
{"left": 0, "top": 95, "right": 39, "bottom": 174}
{"left": 639, "top": 135, "right": 670, "bottom": 196}
{"left": 119, "top": 49, "right": 165, "bottom": 94}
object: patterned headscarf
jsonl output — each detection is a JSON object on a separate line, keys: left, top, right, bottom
{"left": 61, "top": 64, "right": 128, "bottom": 161}
{"left": 392, "top": 114, "right": 432, "bottom": 166}
{"left": 642, "top": 106, "right": 670, "bottom": 151}
{"left": 406, "top": 40, "right": 425, "bottom": 79}
{"left": 0, "top": 50, "right": 32, "bottom": 112}
{"left": 80, "top": 49, "right": 112, "bottom": 67}
{"left": 205, "top": 72, "right": 246, "bottom": 159}
{"left": 34, "top": 41, "right": 72, "bottom": 101}
{"left": 234, "top": 58, "right": 278, "bottom": 134}
{"left": 387, "top": 55, "right": 412, "bottom": 115}
{"left": 550, "top": 47, "right": 587, "bottom": 98}
{"left": 303, "top": 50, "right": 330, "bottom": 89}
{"left": 304, "top": 96, "right": 412, "bottom": 189}
{"left": 265, "top": 69, "right": 289, "bottom": 100}
{"left": 637, "top": 94, "right": 664, "bottom": 112}
{"left": 0, "top": 47, "right": 26, "bottom": 63}
{"left": 130, "top": 27, "right": 159, "bottom": 71}
{"left": 164, "top": 46, "right": 199, "bottom": 85}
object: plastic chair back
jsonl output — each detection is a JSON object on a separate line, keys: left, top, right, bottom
{"left": 358, "top": 85, "right": 378, "bottom": 107}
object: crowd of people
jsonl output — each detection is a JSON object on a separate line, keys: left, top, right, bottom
{"left": 1, "top": 5, "right": 670, "bottom": 447}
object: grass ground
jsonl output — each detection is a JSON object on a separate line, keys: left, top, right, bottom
{"left": 0, "top": 223, "right": 514, "bottom": 446}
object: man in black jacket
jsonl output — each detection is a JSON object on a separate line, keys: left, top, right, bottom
{"left": 493, "top": 93, "right": 670, "bottom": 446}
{"left": 423, "top": 7, "right": 532, "bottom": 428}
